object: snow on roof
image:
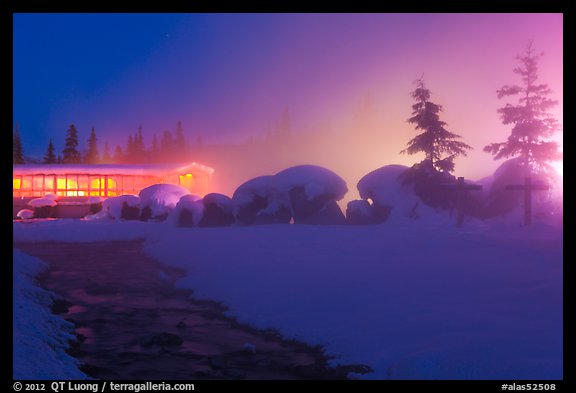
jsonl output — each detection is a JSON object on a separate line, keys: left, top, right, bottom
{"left": 13, "top": 162, "right": 214, "bottom": 177}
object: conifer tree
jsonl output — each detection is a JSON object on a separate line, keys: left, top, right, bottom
{"left": 84, "top": 127, "right": 99, "bottom": 164}
{"left": 13, "top": 123, "right": 25, "bottom": 164}
{"left": 43, "top": 139, "right": 57, "bottom": 164}
{"left": 401, "top": 78, "right": 471, "bottom": 172}
{"left": 484, "top": 42, "right": 561, "bottom": 174}
{"left": 62, "top": 124, "right": 81, "bottom": 164}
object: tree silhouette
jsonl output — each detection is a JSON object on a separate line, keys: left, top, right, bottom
{"left": 13, "top": 123, "right": 25, "bottom": 164}
{"left": 175, "top": 120, "right": 187, "bottom": 159}
{"left": 401, "top": 78, "right": 471, "bottom": 172}
{"left": 43, "top": 139, "right": 57, "bottom": 164}
{"left": 84, "top": 127, "right": 99, "bottom": 164}
{"left": 484, "top": 42, "right": 561, "bottom": 175}
{"left": 102, "top": 142, "right": 112, "bottom": 163}
{"left": 62, "top": 124, "right": 81, "bottom": 164}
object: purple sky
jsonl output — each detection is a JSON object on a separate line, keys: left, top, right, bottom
{"left": 13, "top": 13, "right": 563, "bottom": 179}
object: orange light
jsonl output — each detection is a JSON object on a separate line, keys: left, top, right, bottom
{"left": 179, "top": 173, "right": 195, "bottom": 190}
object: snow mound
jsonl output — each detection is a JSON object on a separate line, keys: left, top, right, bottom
{"left": 273, "top": 165, "right": 348, "bottom": 201}
{"left": 85, "top": 195, "right": 141, "bottom": 220}
{"left": 232, "top": 175, "right": 278, "bottom": 210}
{"left": 16, "top": 209, "right": 35, "bottom": 220}
{"left": 28, "top": 197, "right": 58, "bottom": 208}
{"left": 13, "top": 249, "right": 87, "bottom": 379}
{"left": 357, "top": 165, "right": 453, "bottom": 224}
{"left": 87, "top": 196, "right": 104, "bottom": 204}
{"left": 139, "top": 184, "right": 190, "bottom": 220}
{"left": 167, "top": 194, "right": 204, "bottom": 227}
{"left": 203, "top": 193, "right": 233, "bottom": 215}
{"left": 232, "top": 176, "right": 291, "bottom": 225}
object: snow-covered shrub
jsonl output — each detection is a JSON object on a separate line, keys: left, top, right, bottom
{"left": 232, "top": 176, "right": 291, "bottom": 225}
{"left": 167, "top": 194, "right": 203, "bottom": 227}
{"left": 198, "top": 193, "right": 235, "bottom": 227}
{"left": 345, "top": 199, "right": 393, "bottom": 225}
{"left": 139, "top": 184, "right": 190, "bottom": 221}
{"left": 481, "top": 158, "right": 561, "bottom": 221}
{"left": 85, "top": 195, "right": 141, "bottom": 220}
{"left": 16, "top": 209, "right": 35, "bottom": 220}
{"left": 28, "top": 197, "right": 58, "bottom": 218}
{"left": 87, "top": 196, "right": 104, "bottom": 214}
{"left": 273, "top": 165, "right": 348, "bottom": 225}
{"left": 358, "top": 164, "right": 428, "bottom": 222}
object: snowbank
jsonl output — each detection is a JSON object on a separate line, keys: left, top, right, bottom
{"left": 13, "top": 215, "right": 563, "bottom": 380}
{"left": 144, "top": 222, "right": 562, "bottom": 380}
{"left": 13, "top": 250, "right": 88, "bottom": 379}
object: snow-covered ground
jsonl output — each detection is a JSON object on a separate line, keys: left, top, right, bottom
{"left": 13, "top": 250, "right": 88, "bottom": 379}
{"left": 13, "top": 215, "right": 562, "bottom": 380}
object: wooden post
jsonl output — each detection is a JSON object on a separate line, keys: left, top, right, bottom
{"left": 505, "top": 177, "right": 549, "bottom": 226}
{"left": 440, "top": 176, "right": 482, "bottom": 228}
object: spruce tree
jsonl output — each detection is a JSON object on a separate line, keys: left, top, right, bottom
{"left": 102, "top": 143, "right": 112, "bottom": 163}
{"left": 43, "top": 139, "right": 57, "bottom": 164}
{"left": 484, "top": 42, "right": 561, "bottom": 175}
{"left": 113, "top": 145, "right": 124, "bottom": 164}
{"left": 160, "top": 130, "right": 174, "bottom": 161}
{"left": 13, "top": 123, "right": 25, "bottom": 164}
{"left": 401, "top": 78, "right": 471, "bottom": 172}
{"left": 84, "top": 127, "right": 99, "bottom": 164}
{"left": 175, "top": 120, "right": 187, "bottom": 159}
{"left": 151, "top": 134, "right": 160, "bottom": 163}
{"left": 62, "top": 124, "right": 81, "bottom": 164}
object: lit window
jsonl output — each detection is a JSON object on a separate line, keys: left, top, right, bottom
{"left": 13, "top": 178, "right": 21, "bottom": 189}
{"left": 179, "top": 173, "right": 195, "bottom": 189}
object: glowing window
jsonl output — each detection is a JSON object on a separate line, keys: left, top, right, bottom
{"left": 90, "top": 177, "right": 103, "bottom": 190}
{"left": 22, "top": 176, "right": 32, "bottom": 189}
{"left": 13, "top": 178, "right": 21, "bottom": 189}
{"left": 107, "top": 177, "right": 117, "bottom": 189}
{"left": 45, "top": 176, "right": 55, "bottom": 193}
{"left": 33, "top": 176, "right": 44, "bottom": 190}
{"left": 179, "top": 173, "right": 195, "bottom": 190}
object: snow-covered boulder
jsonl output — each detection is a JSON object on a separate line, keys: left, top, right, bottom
{"left": 198, "top": 193, "right": 235, "bottom": 227}
{"left": 273, "top": 165, "right": 348, "bottom": 225}
{"left": 28, "top": 197, "right": 58, "bottom": 218}
{"left": 16, "top": 209, "right": 35, "bottom": 220}
{"left": 85, "top": 195, "right": 141, "bottom": 220}
{"left": 168, "top": 194, "right": 203, "bottom": 227}
{"left": 139, "top": 184, "right": 190, "bottom": 221}
{"left": 232, "top": 176, "right": 291, "bottom": 225}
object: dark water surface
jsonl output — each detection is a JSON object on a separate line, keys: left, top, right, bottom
{"left": 15, "top": 241, "right": 367, "bottom": 380}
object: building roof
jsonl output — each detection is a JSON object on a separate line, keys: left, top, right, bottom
{"left": 13, "top": 162, "right": 214, "bottom": 177}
